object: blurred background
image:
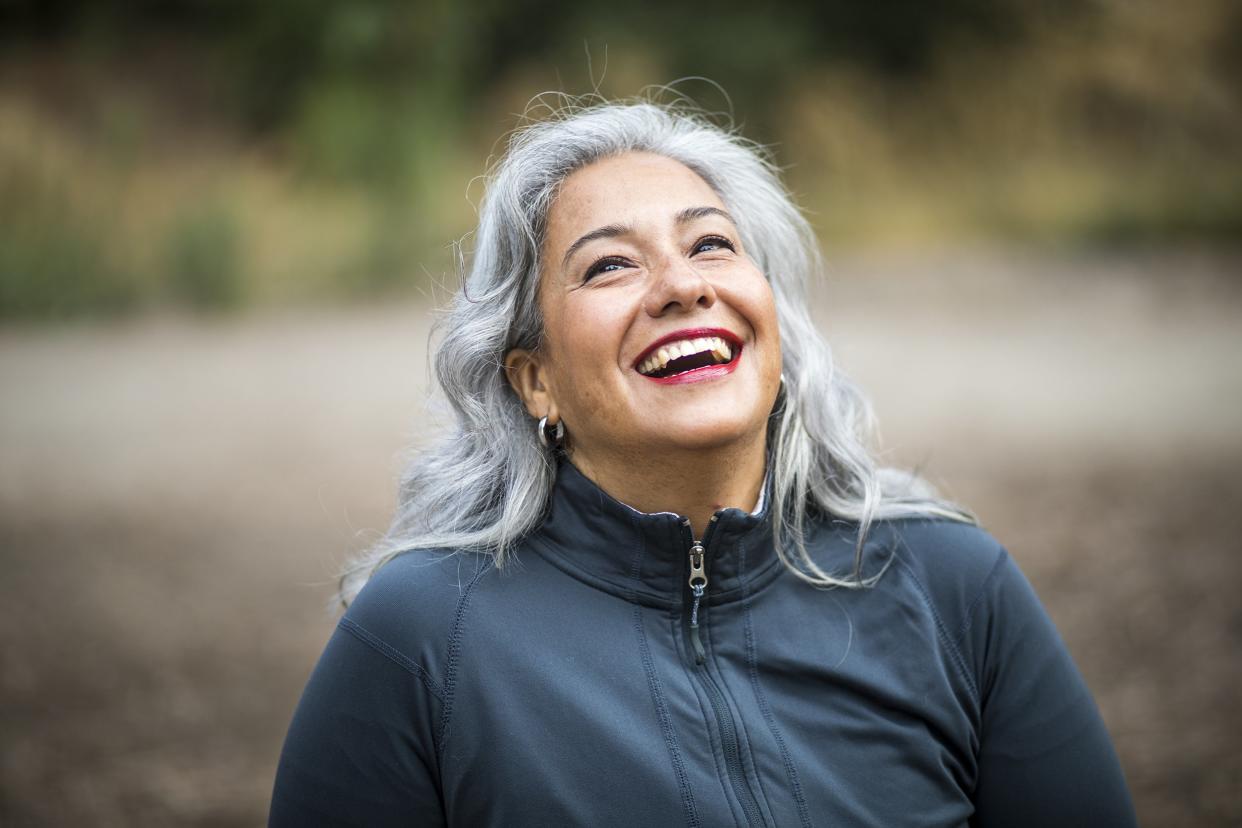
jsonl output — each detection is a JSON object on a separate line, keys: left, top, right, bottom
{"left": 1, "top": 0, "right": 1239, "bottom": 825}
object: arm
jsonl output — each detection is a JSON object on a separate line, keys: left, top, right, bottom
{"left": 968, "top": 552, "right": 1137, "bottom": 828}
{"left": 269, "top": 617, "right": 447, "bottom": 827}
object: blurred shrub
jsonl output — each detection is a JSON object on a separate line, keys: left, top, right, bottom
{"left": 0, "top": 194, "right": 138, "bottom": 319}
{"left": 0, "top": 115, "right": 141, "bottom": 319}
{"left": 293, "top": 82, "right": 405, "bottom": 189}
{"left": 0, "top": 0, "right": 1237, "bottom": 320}
{"left": 162, "top": 201, "right": 245, "bottom": 311}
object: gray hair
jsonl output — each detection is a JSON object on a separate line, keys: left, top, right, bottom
{"left": 340, "top": 97, "right": 972, "bottom": 604}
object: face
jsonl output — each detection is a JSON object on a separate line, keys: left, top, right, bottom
{"left": 506, "top": 152, "right": 782, "bottom": 469}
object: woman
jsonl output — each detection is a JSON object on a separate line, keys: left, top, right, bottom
{"left": 270, "top": 100, "right": 1136, "bottom": 827}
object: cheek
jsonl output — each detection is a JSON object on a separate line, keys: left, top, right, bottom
{"left": 745, "top": 277, "right": 783, "bottom": 379}
{"left": 543, "top": 298, "right": 628, "bottom": 402}
{"left": 738, "top": 272, "right": 780, "bottom": 341}
{"left": 581, "top": 289, "right": 636, "bottom": 345}
{"left": 758, "top": 292, "right": 779, "bottom": 335}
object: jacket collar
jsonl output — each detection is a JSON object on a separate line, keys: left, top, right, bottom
{"left": 527, "top": 459, "right": 782, "bottom": 609}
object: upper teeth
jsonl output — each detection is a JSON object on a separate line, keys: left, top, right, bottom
{"left": 638, "top": 336, "right": 733, "bottom": 375}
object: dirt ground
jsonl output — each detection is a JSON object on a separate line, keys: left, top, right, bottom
{"left": 1, "top": 248, "right": 1239, "bottom": 826}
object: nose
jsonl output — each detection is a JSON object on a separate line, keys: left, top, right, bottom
{"left": 642, "top": 254, "right": 717, "bottom": 317}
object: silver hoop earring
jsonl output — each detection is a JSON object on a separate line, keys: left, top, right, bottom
{"left": 537, "top": 416, "right": 565, "bottom": 450}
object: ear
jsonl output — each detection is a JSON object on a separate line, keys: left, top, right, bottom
{"left": 503, "top": 348, "right": 558, "bottom": 422}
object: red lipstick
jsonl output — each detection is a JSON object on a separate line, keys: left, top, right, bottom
{"left": 645, "top": 357, "right": 739, "bottom": 385}
{"left": 633, "top": 327, "right": 742, "bottom": 385}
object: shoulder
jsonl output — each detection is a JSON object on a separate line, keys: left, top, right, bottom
{"left": 868, "top": 517, "right": 1014, "bottom": 647}
{"left": 873, "top": 518, "right": 1063, "bottom": 681}
{"left": 803, "top": 515, "right": 1014, "bottom": 631}
{"left": 341, "top": 549, "right": 497, "bottom": 671}
{"left": 882, "top": 517, "right": 1009, "bottom": 594}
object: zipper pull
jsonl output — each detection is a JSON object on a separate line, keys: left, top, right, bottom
{"left": 688, "top": 541, "right": 707, "bottom": 591}
{"left": 688, "top": 541, "right": 708, "bottom": 665}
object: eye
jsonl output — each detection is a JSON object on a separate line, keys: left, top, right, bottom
{"left": 584, "top": 256, "right": 630, "bottom": 281}
{"left": 692, "top": 235, "right": 735, "bottom": 255}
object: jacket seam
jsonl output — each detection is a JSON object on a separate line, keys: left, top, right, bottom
{"left": 436, "top": 561, "right": 491, "bottom": 766}
{"left": 738, "top": 537, "right": 814, "bottom": 828}
{"left": 892, "top": 549, "right": 981, "bottom": 704}
{"left": 526, "top": 533, "right": 680, "bottom": 609}
{"left": 338, "top": 617, "right": 446, "bottom": 702}
{"left": 678, "top": 616, "right": 748, "bottom": 828}
{"left": 705, "top": 611, "right": 777, "bottom": 828}
{"left": 626, "top": 511, "right": 702, "bottom": 828}
{"left": 954, "top": 547, "right": 1009, "bottom": 647}
{"left": 524, "top": 529, "right": 784, "bottom": 608}
{"left": 707, "top": 548, "right": 786, "bottom": 607}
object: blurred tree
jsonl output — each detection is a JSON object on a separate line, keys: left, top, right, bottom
{"left": 0, "top": 0, "right": 1235, "bottom": 318}
{"left": 163, "top": 200, "right": 245, "bottom": 311}
{"left": 0, "top": 0, "right": 1046, "bottom": 140}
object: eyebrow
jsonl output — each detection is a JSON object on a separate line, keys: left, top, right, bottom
{"left": 676, "top": 206, "right": 735, "bottom": 226}
{"left": 560, "top": 223, "right": 631, "bottom": 270}
{"left": 559, "top": 206, "right": 737, "bottom": 270}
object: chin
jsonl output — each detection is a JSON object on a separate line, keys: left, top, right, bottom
{"left": 643, "top": 416, "right": 765, "bottom": 454}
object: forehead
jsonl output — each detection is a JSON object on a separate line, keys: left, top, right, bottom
{"left": 545, "top": 152, "right": 726, "bottom": 246}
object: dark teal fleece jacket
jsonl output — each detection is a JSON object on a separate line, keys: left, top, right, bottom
{"left": 270, "top": 460, "right": 1135, "bottom": 827}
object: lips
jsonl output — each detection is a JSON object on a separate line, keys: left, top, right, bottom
{"left": 633, "top": 327, "right": 742, "bottom": 382}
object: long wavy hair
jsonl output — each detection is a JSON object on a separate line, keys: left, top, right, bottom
{"left": 340, "top": 96, "right": 972, "bottom": 604}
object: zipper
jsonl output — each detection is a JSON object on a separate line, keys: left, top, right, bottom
{"left": 687, "top": 538, "right": 708, "bottom": 664}
{"left": 682, "top": 516, "right": 766, "bottom": 828}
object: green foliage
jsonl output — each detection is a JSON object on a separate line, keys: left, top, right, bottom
{"left": 162, "top": 201, "right": 245, "bottom": 311}
{"left": 292, "top": 81, "right": 432, "bottom": 190}
{"left": 0, "top": 1, "right": 1237, "bottom": 320}
{"left": 0, "top": 158, "right": 140, "bottom": 319}
{"left": 0, "top": 0, "right": 1038, "bottom": 140}
{"left": 1075, "top": 187, "right": 1242, "bottom": 247}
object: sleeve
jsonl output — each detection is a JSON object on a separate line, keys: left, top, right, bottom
{"left": 967, "top": 551, "right": 1137, "bottom": 828}
{"left": 269, "top": 618, "right": 447, "bottom": 827}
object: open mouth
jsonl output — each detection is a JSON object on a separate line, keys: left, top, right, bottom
{"left": 635, "top": 334, "right": 739, "bottom": 379}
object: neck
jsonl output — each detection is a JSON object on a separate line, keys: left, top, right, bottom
{"left": 568, "top": 433, "right": 768, "bottom": 541}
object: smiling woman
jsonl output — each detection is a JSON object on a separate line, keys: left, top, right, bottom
{"left": 504, "top": 153, "right": 782, "bottom": 537}
{"left": 269, "top": 99, "right": 1137, "bottom": 827}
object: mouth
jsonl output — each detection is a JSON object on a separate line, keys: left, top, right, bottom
{"left": 634, "top": 328, "right": 742, "bottom": 382}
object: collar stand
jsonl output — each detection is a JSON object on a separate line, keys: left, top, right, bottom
{"left": 528, "top": 459, "right": 780, "bottom": 608}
